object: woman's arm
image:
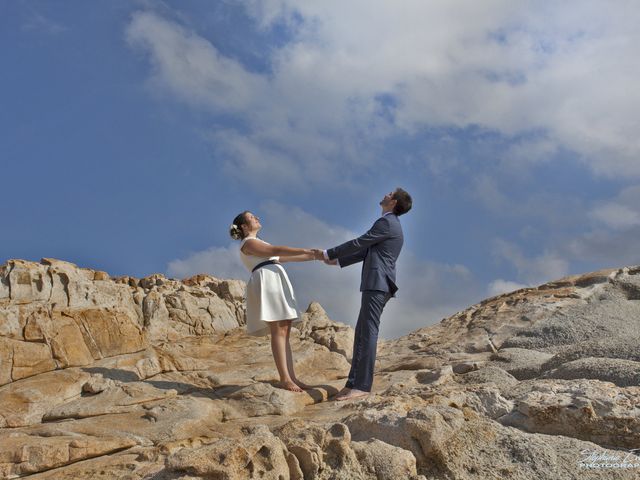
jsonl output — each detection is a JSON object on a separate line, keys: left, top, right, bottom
{"left": 278, "top": 252, "right": 316, "bottom": 263}
{"left": 241, "top": 238, "right": 313, "bottom": 257}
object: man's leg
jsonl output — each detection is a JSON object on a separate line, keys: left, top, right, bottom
{"left": 351, "top": 290, "right": 388, "bottom": 392}
{"left": 345, "top": 300, "right": 366, "bottom": 389}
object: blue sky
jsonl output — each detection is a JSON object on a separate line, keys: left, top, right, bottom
{"left": 2, "top": 1, "right": 640, "bottom": 338}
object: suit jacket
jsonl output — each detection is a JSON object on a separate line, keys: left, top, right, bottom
{"left": 327, "top": 213, "right": 403, "bottom": 295}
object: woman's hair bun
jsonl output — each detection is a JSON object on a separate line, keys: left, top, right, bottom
{"left": 229, "top": 224, "right": 242, "bottom": 240}
{"left": 230, "top": 211, "right": 250, "bottom": 240}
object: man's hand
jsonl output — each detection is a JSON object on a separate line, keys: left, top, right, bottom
{"left": 310, "top": 249, "right": 337, "bottom": 265}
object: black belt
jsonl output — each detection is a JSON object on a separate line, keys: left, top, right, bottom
{"left": 252, "top": 260, "right": 277, "bottom": 273}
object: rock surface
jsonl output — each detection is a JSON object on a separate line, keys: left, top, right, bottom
{"left": 1, "top": 258, "right": 640, "bottom": 479}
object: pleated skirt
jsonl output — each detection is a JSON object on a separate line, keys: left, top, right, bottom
{"left": 245, "top": 263, "right": 300, "bottom": 336}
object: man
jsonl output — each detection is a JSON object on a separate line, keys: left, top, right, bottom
{"left": 315, "top": 188, "right": 412, "bottom": 401}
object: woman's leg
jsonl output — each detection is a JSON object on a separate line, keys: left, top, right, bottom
{"left": 284, "top": 321, "right": 295, "bottom": 380}
{"left": 269, "top": 320, "right": 302, "bottom": 392}
{"left": 284, "top": 321, "right": 310, "bottom": 389}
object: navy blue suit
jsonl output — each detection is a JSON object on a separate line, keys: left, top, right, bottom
{"left": 327, "top": 213, "right": 403, "bottom": 391}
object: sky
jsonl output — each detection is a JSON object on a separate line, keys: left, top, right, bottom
{"left": 2, "top": 0, "right": 640, "bottom": 338}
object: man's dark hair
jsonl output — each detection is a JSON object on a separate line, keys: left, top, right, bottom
{"left": 392, "top": 188, "right": 412, "bottom": 216}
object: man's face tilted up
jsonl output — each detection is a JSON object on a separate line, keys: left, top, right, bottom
{"left": 379, "top": 191, "right": 397, "bottom": 213}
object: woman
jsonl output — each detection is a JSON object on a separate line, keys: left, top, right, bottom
{"left": 230, "top": 211, "right": 315, "bottom": 392}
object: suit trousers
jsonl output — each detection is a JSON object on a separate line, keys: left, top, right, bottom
{"left": 345, "top": 290, "right": 390, "bottom": 392}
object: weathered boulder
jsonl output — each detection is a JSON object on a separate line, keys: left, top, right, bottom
{"left": 542, "top": 338, "right": 640, "bottom": 370}
{"left": 488, "top": 347, "right": 554, "bottom": 380}
{"left": 0, "top": 368, "right": 90, "bottom": 427}
{"left": 166, "top": 425, "right": 301, "bottom": 479}
{"left": 501, "top": 379, "right": 640, "bottom": 449}
{"left": 0, "top": 433, "right": 137, "bottom": 478}
{"left": 457, "top": 365, "right": 519, "bottom": 388}
{"left": 298, "top": 302, "right": 355, "bottom": 360}
{"left": 45, "top": 381, "right": 178, "bottom": 421}
{"left": 542, "top": 357, "right": 640, "bottom": 387}
{"left": 273, "top": 420, "right": 422, "bottom": 480}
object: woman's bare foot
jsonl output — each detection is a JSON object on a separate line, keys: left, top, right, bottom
{"left": 292, "top": 379, "right": 312, "bottom": 389}
{"left": 335, "top": 388, "right": 368, "bottom": 401}
{"left": 278, "top": 380, "right": 304, "bottom": 393}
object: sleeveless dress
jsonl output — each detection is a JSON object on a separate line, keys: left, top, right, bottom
{"left": 240, "top": 236, "right": 301, "bottom": 336}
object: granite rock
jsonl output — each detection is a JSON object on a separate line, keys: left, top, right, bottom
{"left": 2, "top": 259, "right": 640, "bottom": 479}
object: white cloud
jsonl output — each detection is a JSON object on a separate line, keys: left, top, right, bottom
{"left": 257, "top": 201, "right": 355, "bottom": 247}
{"left": 563, "top": 185, "right": 640, "bottom": 266}
{"left": 126, "top": 10, "right": 380, "bottom": 189}
{"left": 565, "top": 228, "right": 640, "bottom": 267}
{"left": 589, "top": 186, "right": 640, "bottom": 230}
{"left": 126, "top": 12, "right": 267, "bottom": 112}
{"left": 243, "top": 0, "right": 640, "bottom": 176}
{"left": 166, "top": 244, "right": 246, "bottom": 281}
{"left": 166, "top": 202, "right": 480, "bottom": 338}
{"left": 131, "top": 3, "right": 640, "bottom": 301}
{"left": 487, "top": 279, "right": 529, "bottom": 297}
{"left": 471, "top": 174, "right": 588, "bottom": 232}
{"left": 21, "top": 10, "right": 66, "bottom": 34}
{"left": 472, "top": 175, "right": 509, "bottom": 212}
{"left": 380, "top": 252, "right": 479, "bottom": 338}
{"left": 493, "top": 238, "right": 569, "bottom": 285}
{"left": 590, "top": 203, "right": 640, "bottom": 230}
{"left": 482, "top": 184, "right": 640, "bottom": 276}
{"left": 128, "top": 2, "right": 640, "bottom": 187}
{"left": 211, "top": 130, "right": 306, "bottom": 187}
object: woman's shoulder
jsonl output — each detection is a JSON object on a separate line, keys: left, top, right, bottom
{"left": 240, "top": 236, "right": 269, "bottom": 250}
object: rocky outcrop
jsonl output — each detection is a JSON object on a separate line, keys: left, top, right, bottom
{"left": 298, "top": 301, "right": 355, "bottom": 360}
{"left": 1, "top": 259, "right": 640, "bottom": 479}
{"left": 0, "top": 258, "right": 247, "bottom": 388}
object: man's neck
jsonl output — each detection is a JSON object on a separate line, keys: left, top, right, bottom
{"left": 381, "top": 208, "right": 394, "bottom": 216}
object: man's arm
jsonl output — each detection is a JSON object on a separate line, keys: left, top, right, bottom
{"left": 336, "top": 249, "right": 367, "bottom": 268}
{"left": 326, "top": 217, "right": 391, "bottom": 261}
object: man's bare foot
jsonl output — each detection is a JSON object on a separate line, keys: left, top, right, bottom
{"left": 334, "top": 387, "right": 351, "bottom": 397}
{"left": 278, "top": 380, "right": 303, "bottom": 393}
{"left": 335, "top": 388, "right": 368, "bottom": 401}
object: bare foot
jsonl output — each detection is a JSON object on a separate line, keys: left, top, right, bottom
{"left": 333, "top": 387, "right": 351, "bottom": 397}
{"left": 335, "top": 389, "right": 368, "bottom": 401}
{"left": 278, "top": 380, "right": 303, "bottom": 393}
{"left": 292, "top": 379, "right": 312, "bottom": 389}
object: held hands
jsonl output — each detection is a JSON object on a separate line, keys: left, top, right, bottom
{"left": 310, "top": 248, "right": 337, "bottom": 265}
{"left": 302, "top": 249, "right": 324, "bottom": 262}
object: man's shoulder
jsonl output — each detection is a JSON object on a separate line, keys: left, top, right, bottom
{"left": 383, "top": 213, "right": 402, "bottom": 229}
{"left": 379, "top": 212, "right": 401, "bottom": 223}
{"left": 372, "top": 215, "right": 391, "bottom": 228}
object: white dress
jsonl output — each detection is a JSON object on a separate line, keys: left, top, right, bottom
{"left": 240, "top": 236, "right": 301, "bottom": 336}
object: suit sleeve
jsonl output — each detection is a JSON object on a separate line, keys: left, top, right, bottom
{"left": 327, "top": 217, "right": 391, "bottom": 262}
{"left": 337, "top": 249, "right": 367, "bottom": 268}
